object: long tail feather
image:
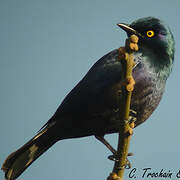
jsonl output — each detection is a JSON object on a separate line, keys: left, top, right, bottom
{"left": 2, "top": 126, "right": 57, "bottom": 180}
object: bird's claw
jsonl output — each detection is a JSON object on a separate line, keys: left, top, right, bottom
{"left": 128, "top": 109, "right": 137, "bottom": 129}
{"left": 108, "top": 152, "right": 133, "bottom": 169}
{"left": 108, "top": 154, "right": 119, "bottom": 162}
{"left": 124, "top": 158, "right": 132, "bottom": 169}
{"left": 129, "top": 109, "right": 137, "bottom": 119}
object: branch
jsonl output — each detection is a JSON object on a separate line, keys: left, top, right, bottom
{"left": 107, "top": 35, "right": 139, "bottom": 180}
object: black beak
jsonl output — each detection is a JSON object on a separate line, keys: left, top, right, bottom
{"left": 117, "top": 23, "right": 143, "bottom": 38}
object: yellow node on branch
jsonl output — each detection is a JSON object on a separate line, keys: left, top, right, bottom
{"left": 126, "top": 77, "right": 135, "bottom": 92}
{"left": 107, "top": 173, "right": 121, "bottom": 180}
{"left": 129, "top": 43, "right": 138, "bottom": 51}
{"left": 129, "top": 122, "right": 135, "bottom": 129}
{"left": 130, "top": 34, "right": 139, "bottom": 43}
{"left": 128, "top": 127, "right": 133, "bottom": 136}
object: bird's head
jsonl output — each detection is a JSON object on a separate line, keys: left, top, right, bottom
{"left": 117, "top": 17, "right": 175, "bottom": 78}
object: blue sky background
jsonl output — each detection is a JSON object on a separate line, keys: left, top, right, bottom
{"left": 0, "top": 0, "right": 180, "bottom": 180}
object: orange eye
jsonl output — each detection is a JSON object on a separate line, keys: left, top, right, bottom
{"left": 146, "top": 30, "right": 155, "bottom": 37}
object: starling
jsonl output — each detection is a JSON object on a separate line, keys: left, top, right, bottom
{"left": 2, "top": 17, "right": 175, "bottom": 180}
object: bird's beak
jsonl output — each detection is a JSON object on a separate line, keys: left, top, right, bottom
{"left": 117, "top": 23, "right": 143, "bottom": 38}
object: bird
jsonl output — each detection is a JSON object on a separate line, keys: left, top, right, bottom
{"left": 1, "top": 17, "right": 175, "bottom": 180}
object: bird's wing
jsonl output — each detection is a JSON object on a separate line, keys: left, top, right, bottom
{"left": 42, "top": 49, "right": 141, "bottom": 130}
{"left": 56, "top": 49, "right": 122, "bottom": 114}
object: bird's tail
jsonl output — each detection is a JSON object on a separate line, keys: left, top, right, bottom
{"left": 1, "top": 125, "right": 58, "bottom": 180}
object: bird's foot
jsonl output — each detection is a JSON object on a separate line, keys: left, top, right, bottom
{"left": 129, "top": 109, "right": 137, "bottom": 117}
{"left": 128, "top": 109, "right": 137, "bottom": 128}
{"left": 95, "top": 135, "right": 133, "bottom": 168}
{"left": 108, "top": 152, "right": 133, "bottom": 169}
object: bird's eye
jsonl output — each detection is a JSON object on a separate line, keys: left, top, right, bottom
{"left": 146, "top": 30, "right": 155, "bottom": 38}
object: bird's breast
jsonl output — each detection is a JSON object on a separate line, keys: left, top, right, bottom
{"left": 130, "top": 62, "right": 165, "bottom": 126}
{"left": 107, "top": 61, "right": 165, "bottom": 128}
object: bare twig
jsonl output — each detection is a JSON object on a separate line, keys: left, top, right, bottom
{"left": 107, "top": 35, "right": 139, "bottom": 180}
